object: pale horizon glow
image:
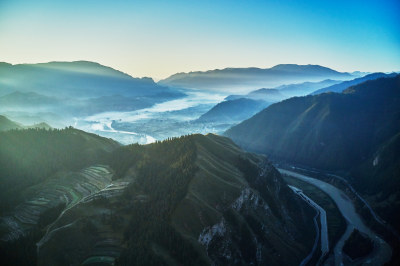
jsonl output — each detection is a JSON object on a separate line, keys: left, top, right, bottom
{"left": 0, "top": 0, "right": 399, "bottom": 80}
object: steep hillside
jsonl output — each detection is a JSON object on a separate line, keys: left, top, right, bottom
{"left": 197, "top": 98, "right": 271, "bottom": 123}
{"left": 225, "top": 75, "right": 400, "bottom": 232}
{"left": 311, "top": 72, "right": 397, "bottom": 95}
{"left": 226, "top": 88, "right": 285, "bottom": 102}
{"left": 278, "top": 79, "right": 340, "bottom": 97}
{"left": 0, "top": 115, "right": 52, "bottom": 131}
{"left": 159, "top": 64, "right": 352, "bottom": 93}
{"left": 0, "top": 115, "right": 22, "bottom": 131}
{"left": 351, "top": 132, "right": 400, "bottom": 231}
{"left": 226, "top": 75, "right": 400, "bottom": 169}
{"left": 0, "top": 127, "right": 120, "bottom": 265}
{"left": 225, "top": 79, "right": 340, "bottom": 102}
{"left": 36, "top": 134, "right": 315, "bottom": 266}
{"left": 0, "top": 127, "right": 119, "bottom": 215}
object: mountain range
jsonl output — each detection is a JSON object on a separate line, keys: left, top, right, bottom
{"left": 311, "top": 72, "right": 398, "bottom": 95}
{"left": 194, "top": 77, "right": 358, "bottom": 129}
{"left": 196, "top": 98, "right": 272, "bottom": 124}
{"left": 159, "top": 64, "right": 353, "bottom": 93}
{"left": 225, "top": 74, "right": 400, "bottom": 234}
{"left": 226, "top": 88, "right": 286, "bottom": 102}
{"left": 0, "top": 61, "right": 181, "bottom": 98}
{"left": 0, "top": 115, "right": 51, "bottom": 131}
{"left": 206, "top": 72, "right": 398, "bottom": 136}
{"left": 0, "top": 61, "right": 185, "bottom": 127}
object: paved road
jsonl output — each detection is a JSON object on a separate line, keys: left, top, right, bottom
{"left": 289, "top": 185, "right": 329, "bottom": 265}
{"left": 279, "top": 168, "right": 392, "bottom": 266}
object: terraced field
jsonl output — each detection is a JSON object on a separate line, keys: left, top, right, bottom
{"left": 82, "top": 180, "right": 130, "bottom": 203}
{"left": 0, "top": 165, "right": 114, "bottom": 242}
{"left": 81, "top": 235, "right": 124, "bottom": 266}
{"left": 37, "top": 176, "right": 132, "bottom": 266}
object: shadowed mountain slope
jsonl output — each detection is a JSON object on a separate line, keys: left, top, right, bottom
{"left": 197, "top": 98, "right": 272, "bottom": 123}
{"left": 225, "top": 75, "right": 400, "bottom": 233}
{"left": 311, "top": 72, "right": 398, "bottom": 95}
{"left": 35, "top": 134, "right": 315, "bottom": 266}
{"left": 225, "top": 79, "right": 341, "bottom": 102}
{"left": 0, "top": 127, "right": 119, "bottom": 214}
{"left": 0, "top": 115, "right": 22, "bottom": 131}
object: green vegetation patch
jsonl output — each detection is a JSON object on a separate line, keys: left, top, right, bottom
{"left": 112, "top": 135, "right": 207, "bottom": 265}
{"left": 0, "top": 127, "right": 118, "bottom": 215}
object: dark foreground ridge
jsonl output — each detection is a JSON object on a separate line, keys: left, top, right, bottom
{"left": 0, "top": 127, "right": 316, "bottom": 265}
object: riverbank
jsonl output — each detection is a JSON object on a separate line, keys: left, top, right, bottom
{"left": 279, "top": 168, "right": 392, "bottom": 266}
{"left": 284, "top": 175, "right": 346, "bottom": 264}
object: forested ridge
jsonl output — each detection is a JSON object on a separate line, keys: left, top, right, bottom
{"left": 109, "top": 136, "right": 206, "bottom": 265}
{"left": 1, "top": 129, "right": 314, "bottom": 265}
{"left": 0, "top": 127, "right": 118, "bottom": 214}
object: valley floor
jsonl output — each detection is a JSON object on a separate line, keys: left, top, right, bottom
{"left": 279, "top": 168, "right": 392, "bottom": 266}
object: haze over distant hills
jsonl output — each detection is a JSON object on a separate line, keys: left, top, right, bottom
{"left": 0, "top": 115, "right": 51, "bottom": 131}
{"left": 0, "top": 61, "right": 181, "bottom": 98}
{"left": 226, "top": 79, "right": 342, "bottom": 102}
{"left": 0, "top": 115, "right": 21, "bottom": 131}
{"left": 311, "top": 72, "right": 398, "bottom": 95}
{"left": 225, "top": 75, "right": 400, "bottom": 234}
{"left": 159, "top": 64, "right": 353, "bottom": 93}
{"left": 198, "top": 79, "right": 343, "bottom": 127}
{"left": 197, "top": 98, "right": 271, "bottom": 123}
{"left": 226, "top": 88, "right": 286, "bottom": 102}
{"left": 208, "top": 73, "right": 395, "bottom": 128}
{"left": 0, "top": 61, "right": 185, "bottom": 128}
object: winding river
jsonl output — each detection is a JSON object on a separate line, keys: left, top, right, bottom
{"left": 278, "top": 169, "right": 392, "bottom": 266}
{"left": 289, "top": 185, "right": 329, "bottom": 265}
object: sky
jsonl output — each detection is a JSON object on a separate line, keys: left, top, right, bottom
{"left": 0, "top": 0, "right": 399, "bottom": 79}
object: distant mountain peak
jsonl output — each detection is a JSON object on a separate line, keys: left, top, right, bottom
{"left": 0, "top": 61, "right": 183, "bottom": 100}
{"left": 270, "top": 64, "right": 344, "bottom": 74}
{"left": 311, "top": 72, "right": 398, "bottom": 95}
{"left": 159, "top": 64, "right": 352, "bottom": 93}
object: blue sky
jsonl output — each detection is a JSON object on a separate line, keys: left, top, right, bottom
{"left": 0, "top": 0, "right": 399, "bottom": 79}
